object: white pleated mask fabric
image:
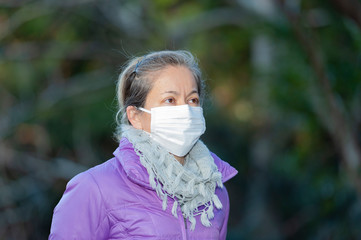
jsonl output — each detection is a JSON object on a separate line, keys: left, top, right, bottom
{"left": 139, "top": 105, "right": 206, "bottom": 157}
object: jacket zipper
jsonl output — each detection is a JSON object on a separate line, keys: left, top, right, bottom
{"left": 178, "top": 207, "right": 188, "bottom": 240}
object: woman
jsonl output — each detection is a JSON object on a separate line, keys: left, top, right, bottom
{"left": 49, "top": 50, "right": 237, "bottom": 239}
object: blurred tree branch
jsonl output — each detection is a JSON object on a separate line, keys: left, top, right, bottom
{"left": 169, "top": 7, "right": 248, "bottom": 44}
{"left": 330, "top": 0, "right": 361, "bottom": 31}
{"left": 0, "top": 3, "right": 54, "bottom": 41}
{"left": 275, "top": 0, "right": 361, "bottom": 196}
{"left": 0, "top": 68, "right": 112, "bottom": 139}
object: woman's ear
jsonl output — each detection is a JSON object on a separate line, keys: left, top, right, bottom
{"left": 126, "top": 106, "right": 142, "bottom": 129}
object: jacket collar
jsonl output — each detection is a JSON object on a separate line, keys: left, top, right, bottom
{"left": 113, "top": 138, "right": 238, "bottom": 188}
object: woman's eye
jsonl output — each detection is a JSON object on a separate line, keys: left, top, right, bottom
{"left": 189, "top": 98, "right": 199, "bottom": 105}
{"left": 165, "top": 98, "right": 175, "bottom": 104}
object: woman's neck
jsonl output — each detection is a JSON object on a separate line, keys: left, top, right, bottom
{"left": 173, "top": 155, "right": 185, "bottom": 165}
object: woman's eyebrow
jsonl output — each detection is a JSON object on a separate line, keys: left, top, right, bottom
{"left": 161, "top": 89, "right": 199, "bottom": 97}
{"left": 186, "top": 90, "right": 199, "bottom": 98}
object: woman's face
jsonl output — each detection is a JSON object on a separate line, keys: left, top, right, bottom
{"left": 138, "top": 65, "right": 200, "bottom": 133}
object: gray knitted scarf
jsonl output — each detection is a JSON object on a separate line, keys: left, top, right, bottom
{"left": 121, "top": 125, "right": 223, "bottom": 230}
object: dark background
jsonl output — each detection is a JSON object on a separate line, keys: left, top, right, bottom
{"left": 1, "top": 0, "right": 361, "bottom": 239}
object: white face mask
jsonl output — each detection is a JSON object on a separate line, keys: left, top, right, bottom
{"left": 139, "top": 105, "right": 206, "bottom": 157}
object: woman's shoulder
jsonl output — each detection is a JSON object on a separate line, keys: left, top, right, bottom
{"left": 70, "top": 157, "right": 117, "bottom": 182}
{"left": 60, "top": 157, "right": 129, "bottom": 205}
{"left": 88, "top": 157, "right": 120, "bottom": 179}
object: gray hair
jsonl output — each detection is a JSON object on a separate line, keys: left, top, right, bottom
{"left": 115, "top": 50, "right": 205, "bottom": 139}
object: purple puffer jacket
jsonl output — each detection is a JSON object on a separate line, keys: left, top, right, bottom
{"left": 49, "top": 138, "right": 238, "bottom": 240}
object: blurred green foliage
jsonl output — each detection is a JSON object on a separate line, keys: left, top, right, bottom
{"left": 1, "top": 0, "right": 361, "bottom": 239}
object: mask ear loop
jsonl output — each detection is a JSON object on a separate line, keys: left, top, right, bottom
{"left": 138, "top": 107, "right": 151, "bottom": 114}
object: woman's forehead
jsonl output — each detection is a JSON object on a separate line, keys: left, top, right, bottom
{"left": 151, "top": 65, "right": 197, "bottom": 90}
